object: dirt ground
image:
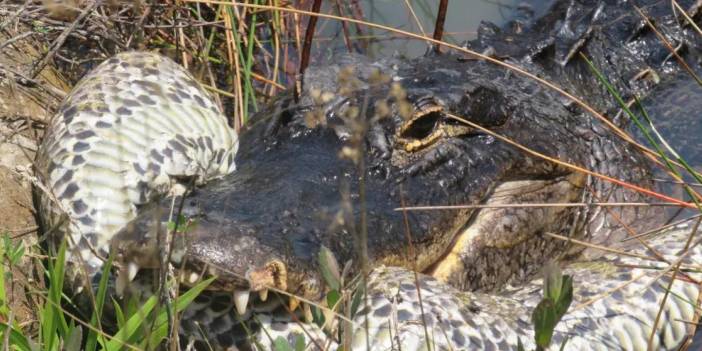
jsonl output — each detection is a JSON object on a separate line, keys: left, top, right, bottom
{"left": 0, "top": 16, "right": 69, "bottom": 326}
{"left": 0, "top": 120, "right": 38, "bottom": 326}
{"left": 0, "top": 137, "right": 35, "bottom": 237}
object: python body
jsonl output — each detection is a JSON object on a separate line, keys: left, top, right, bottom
{"left": 34, "top": 0, "right": 702, "bottom": 350}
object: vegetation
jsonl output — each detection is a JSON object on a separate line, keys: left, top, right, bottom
{"left": 0, "top": 1, "right": 700, "bottom": 350}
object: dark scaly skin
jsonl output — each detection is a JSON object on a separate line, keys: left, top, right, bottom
{"left": 116, "top": 0, "right": 697, "bottom": 291}
{"left": 106, "top": 0, "right": 702, "bottom": 349}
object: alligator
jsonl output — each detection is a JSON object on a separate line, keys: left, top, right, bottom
{"left": 34, "top": 0, "right": 702, "bottom": 350}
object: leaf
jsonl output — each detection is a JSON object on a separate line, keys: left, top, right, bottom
{"left": 318, "top": 246, "right": 341, "bottom": 291}
{"left": 532, "top": 298, "right": 557, "bottom": 348}
{"left": 311, "top": 305, "right": 325, "bottom": 326}
{"left": 146, "top": 277, "right": 215, "bottom": 347}
{"left": 112, "top": 297, "right": 125, "bottom": 329}
{"left": 85, "top": 255, "right": 114, "bottom": 351}
{"left": 10, "top": 243, "right": 25, "bottom": 265}
{"left": 543, "top": 262, "right": 563, "bottom": 302}
{"left": 0, "top": 243, "right": 6, "bottom": 318}
{"left": 554, "top": 275, "right": 573, "bottom": 319}
{"left": 42, "top": 239, "right": 69, "bottom": 351}
{"left": 0, "top": 323, "right": 33, "bottom": 351}
{"left": 64, "top": 325, "right": 82, "bottom": 351}
{"left": 350, "top": 284, "right": 364, "bottom": 318}
{"left": 105, "top": 295, "right": 158, "bottom": 350}
{"left": 167, "top": 214, "right": 184, "bottom": 232}
{"left": 532, "top": 270, "right": 573, "bottom": 350}
{"left": 294, "top": 334, "right": 306, "bottom": 351}
{"left": 326, "top": 289, "right": 341, "bottom": 310}
{"left": 273, "top": 336, "right": 294, "bottom": 351}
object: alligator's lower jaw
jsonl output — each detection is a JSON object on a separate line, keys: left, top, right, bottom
{"left": 428, "top": 173, "right": 586, "bottom": 289}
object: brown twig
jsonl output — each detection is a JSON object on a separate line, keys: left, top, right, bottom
{"left": 348, "top": 0, "right": 368, "bottom": 52}
{"left": 432, "top": 0, "right": 448, "bottom": 53}
{"left": 333, "top": 0, "right": 353, "bottom": 53}
{"left": 30, "top": 0, "right": 100, "bottom": 79}
{"left": 0, "top": 31, "right": 34, "bottom": 51}
{"left": 0, "top": 66, "right": 66, "bottom": 101}
{"left": 297, "top": 0, "right": 322, "bottom": 101}
{"left": 395, "top": 202, "right": 684, "bottom": 211}
{"left": 633, "top": 5, "right": 702, "bottom": 86}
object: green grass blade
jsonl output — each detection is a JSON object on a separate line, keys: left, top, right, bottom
{"left": 105, "top": 295, "right": 158, "bottom": 350}
{"left": 0, "top": 323, "right": 33, "bottom": 351}
{"left": 41, "top": 240, "right": 69, "bottom": 351}
{"left": 225, "top": 4, "right": 258, "bottom": 124}
{"left": 84, "top": 255, "right": 114, "bottom": 351}
{"left": 145, "top": 277, "right": 215, "bottom": 348}
{"left": 64, "top": 323, "right": 82, "bottom": 351}
{"left": 582, "top": 54, "right": 702, "bottom": 211}
{"left": 0, "top": 235, "right": 8, "bottom": 319}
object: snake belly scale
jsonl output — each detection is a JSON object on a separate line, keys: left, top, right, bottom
{"left": 35, "top": 51, "right": 238, "bottom": 290}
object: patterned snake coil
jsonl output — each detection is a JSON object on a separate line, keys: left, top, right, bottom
{"left": 33, "top": 18, "right": 702, "bottom": 351}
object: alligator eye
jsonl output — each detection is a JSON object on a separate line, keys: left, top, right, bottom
{"left": 399, "top": 110, "right": 441, "bottom": 140}
{"left": 396, "top": 101, "right": 445, "bottom": 152}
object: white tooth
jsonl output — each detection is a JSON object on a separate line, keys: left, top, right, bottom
{"left": 188, "top": 272, "right": 199, "bottom": 284}
{"left": 259, "top": 289, "right": 269, "bottom": 302}
{"left": 233, "top": 290, "right": 250, "bottom": 315}
{"left": 127, "top": 262, "right": 139, "bottom": 281}
{"left": 303, "top": 303, "right": 313, "bottom": 323}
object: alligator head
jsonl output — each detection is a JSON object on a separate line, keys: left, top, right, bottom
{"left": 109, "top": 50, "right": 654, "bottom": 313}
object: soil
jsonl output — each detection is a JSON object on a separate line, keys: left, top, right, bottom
{"left": 0, "top": 15, "right": 68, "bottom": 328}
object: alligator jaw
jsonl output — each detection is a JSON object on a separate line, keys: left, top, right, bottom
{"left": 428, "top": 173, "right": 587, "bottom": 290}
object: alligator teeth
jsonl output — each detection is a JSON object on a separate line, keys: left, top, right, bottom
{"left": 258, "top": 289, "right": 269, "bottom": 302}
{"left": 115, "top": 262, "right": 140, "bottom": 296}
{"left": 303, "top": 303, "right": 313, "bottom": 323}
{"left": 233, "top": 290, "right": 250, "bottom": 315}
{"left": 127, "top": 262, "right": 139, "bottom": 281}
{"left": 289, "top": 296, "right": 300, "bottom": 312}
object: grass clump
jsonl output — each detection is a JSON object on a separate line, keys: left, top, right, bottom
{"left": 0, "top": 230, "right": 213, "bottom": 351}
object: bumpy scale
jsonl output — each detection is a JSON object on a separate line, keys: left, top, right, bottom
{"left": 35, "top": 51, "right": 238, "bottom": 288}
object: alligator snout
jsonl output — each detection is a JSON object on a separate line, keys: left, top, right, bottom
{"left": 112, "top": 207, "right": 325, "bottom": 314}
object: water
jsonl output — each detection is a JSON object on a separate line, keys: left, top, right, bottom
{"left": 312, "top": 0, "right": 552, "bottom": 60}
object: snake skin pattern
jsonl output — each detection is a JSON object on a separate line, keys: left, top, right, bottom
{"left": 34, "top": 51, "right": 702, "bottom": 350}
{"left": 35, "top": 51, "right": 238, "bottom": 287}
{"left": 180, "top": 225, "right": 702, "bottom": 351}
{"left": 349, "top": 227, "right": 702, "bottom": 350}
